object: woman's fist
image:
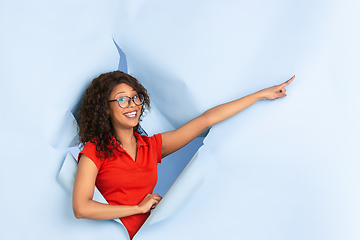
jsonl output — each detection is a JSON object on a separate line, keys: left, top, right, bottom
{"left": 137, "top": 194, "right": 162, "bottom": 214}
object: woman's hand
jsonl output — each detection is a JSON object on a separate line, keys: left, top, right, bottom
{"left": 258, "top": 75, "right": 295, "bottom": 100}
{"left": 137, "top": 194, "right": 162, "bottom": 214}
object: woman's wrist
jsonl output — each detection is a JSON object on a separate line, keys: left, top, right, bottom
{"left": 134, "top": 204, "right": 143, "bottom": 214}
{"left": 253, "top": 90, "right": 267, "bottom": 100}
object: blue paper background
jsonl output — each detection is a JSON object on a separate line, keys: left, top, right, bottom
{"left": 0, "top": 0, "right": 359, "bottom": 239}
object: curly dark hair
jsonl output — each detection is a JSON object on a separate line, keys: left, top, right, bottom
{"left": 77, "top": 71, "right": 150, "bottom": 159}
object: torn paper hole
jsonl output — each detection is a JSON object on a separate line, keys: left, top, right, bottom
{"left": 57, "top": 106, "right": 205, "bottom": 227}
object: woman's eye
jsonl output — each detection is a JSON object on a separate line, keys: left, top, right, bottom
{"left": 119, "top": 97, "right": 127, "bottom": 103}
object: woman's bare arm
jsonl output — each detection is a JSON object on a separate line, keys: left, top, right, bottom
{"left": 161, "top": 76, "right": 294, "bottom": 158}
{"left": 72, "top": 155, "right": 161, "bottom": 220}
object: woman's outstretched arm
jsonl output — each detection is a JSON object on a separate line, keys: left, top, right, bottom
{"left": 161, "top": 75, "right": 295, "bottom": 158}
{"left": 72, "top": 155, "right": 162, "bottom": 220}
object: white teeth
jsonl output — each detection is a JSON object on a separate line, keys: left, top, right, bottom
{"left": 124, "top": 111, "right": 136, "bottom": 117}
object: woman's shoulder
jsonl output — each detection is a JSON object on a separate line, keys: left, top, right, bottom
{"left": 81, "top": 139, "right": 97, "bottom": 150}
{"left": 134, "top": 132, "right": 162, "bottom": 147}
{"left": 134, "top": 133, "right": 162, "bottom": 162}
{"left": 134, "top": 132, "right": 162, "bottom": 145}
{"left": 78, "top": 139, "right": 99, "bottom": 160}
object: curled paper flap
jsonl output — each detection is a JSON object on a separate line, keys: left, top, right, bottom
{"left": 113, "top": 39, "right": 128, "bottom": 73}
{"left": 50, "top": 110, "right": 79, "bottom": 149}
{"left": 58, "top": 152, "right": 78, "bottom": 194}
{"left": 143, "top": 149, "right": 204, "bottom": 226}
{"left": 68, "top": 146, "right": 81, "bottom": 160}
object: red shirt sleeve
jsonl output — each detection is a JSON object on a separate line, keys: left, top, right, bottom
{"left": 78, "top": 141, "right": 101, "bottom": 170}
{"left": 152, "top": 133, "right": 162, "bottom": 163}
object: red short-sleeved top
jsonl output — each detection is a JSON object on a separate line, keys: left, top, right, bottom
{"left": 78, "top": 132, "right": 162, "bottom": 239}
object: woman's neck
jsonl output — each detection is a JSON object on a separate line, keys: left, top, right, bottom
{"left": 114, "top": 127, "right": 136, "bottom": 146}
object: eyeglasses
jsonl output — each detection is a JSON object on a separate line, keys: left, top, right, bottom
{"left": 108, "top": 94, "right": 144, "bottom": 109}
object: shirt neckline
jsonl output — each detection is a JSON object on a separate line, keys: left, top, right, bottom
{"left": 116, "top": 132, "right": 148, "bottom": 164}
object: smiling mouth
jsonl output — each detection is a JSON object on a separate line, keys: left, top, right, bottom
{"left": 124, "top": 110, "right": 137, "bottom": 118}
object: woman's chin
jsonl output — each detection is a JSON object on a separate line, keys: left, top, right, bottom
{"left": 125, "top": 119, "right": 140, "bottom": 129}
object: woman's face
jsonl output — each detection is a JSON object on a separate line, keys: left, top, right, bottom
{"left": 108, "top": 83, "right": 142, "bottom": 130}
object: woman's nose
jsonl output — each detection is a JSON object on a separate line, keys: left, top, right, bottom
{"left": 129, "top": 98, "right": 137, "bottom": 108}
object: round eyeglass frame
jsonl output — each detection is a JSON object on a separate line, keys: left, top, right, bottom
{"left": 108, "top": 94, "right": 144, "bottom": 109}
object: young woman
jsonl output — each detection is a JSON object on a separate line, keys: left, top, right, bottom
{"left": 73, "top": 71, "right": 294, "bottom": 239}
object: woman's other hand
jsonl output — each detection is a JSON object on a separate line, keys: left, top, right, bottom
{"left": 258, "top": 75, "right": 295, "bottom": 100}
{"left": 137, "top": 194, "right": 162, "bottom": 214}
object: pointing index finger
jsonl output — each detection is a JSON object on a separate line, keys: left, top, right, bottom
{"left": 280, "top": 75, "right": 295, "bottom": 88}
